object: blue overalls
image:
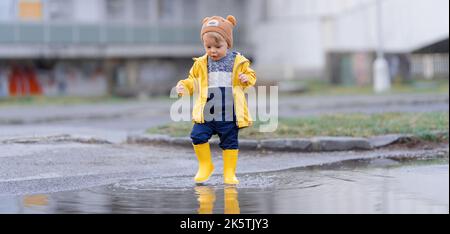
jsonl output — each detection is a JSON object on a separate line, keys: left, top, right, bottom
{"left": 190, "top": 52, "right": 239, "bottom": 150}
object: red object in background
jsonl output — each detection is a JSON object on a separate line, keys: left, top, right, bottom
{"left": 25, "top": 67, "right": 42, "bottom": 95}
{"left": 8, "top": 66, "right": 42, "bottom": 96}
{"left": 8, "top": 67, "right": 21, "bottom": 96}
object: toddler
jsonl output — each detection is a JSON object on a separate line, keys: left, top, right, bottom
{"left": 176, "top": 15, "right": 256, "bottom": 184}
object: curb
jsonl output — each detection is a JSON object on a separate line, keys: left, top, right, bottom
{"left": 126, "top": 131, "right": 448, "bottom": 152}
{"left": 1, "top": 134, "right": 113, "bottom": 145}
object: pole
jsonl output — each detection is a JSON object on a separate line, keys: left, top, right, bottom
{"left": 373, "top": 0, "right": 391, "bottom": 93}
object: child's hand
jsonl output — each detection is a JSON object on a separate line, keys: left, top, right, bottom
{"left": 176, "top": 84, "right": 185, "bottom": 95}
{"left": 239, "top": 73, "right": 249, "bottom": 84}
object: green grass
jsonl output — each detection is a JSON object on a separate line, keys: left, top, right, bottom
{"left": 147, "top": 112, "right": 449, "bottom": 142}
{"left": 282, "top": 79, "right": 449, "bottom": 96}
{"left": 0, "top": 95, "right": 128, "bottom": 107}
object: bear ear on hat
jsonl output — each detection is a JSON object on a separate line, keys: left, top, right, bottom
{"left": 226, "top": 15, "right": 237, "bottom": 26}
{"left": 202, "top": 17, "right": 210, "bottom": 24}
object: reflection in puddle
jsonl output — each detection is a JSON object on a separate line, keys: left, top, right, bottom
{"left": 194, "top": 185, "right": 241, "bottom": 214}
{"left": 0, "top": 157, "right": 448, "bottom": 214}
{"left": 195, "top": 186, "right": 215, "bottom": 214}
{"left": 224, "top": 186, "right": 240, "bottom": 214}
{"left": 23, "top": 194, "right": 48, "bottom": 207}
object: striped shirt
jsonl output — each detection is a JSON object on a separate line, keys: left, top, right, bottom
{"left": 204, "top": 51, "right": 237, "bottom": 122}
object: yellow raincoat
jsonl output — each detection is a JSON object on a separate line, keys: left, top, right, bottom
{"left": 177, "top": 53, "right": 256, "bottom": 129}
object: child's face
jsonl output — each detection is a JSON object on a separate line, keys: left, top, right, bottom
{"left": 202, "top": 34, "right": 228, "bottom": 61}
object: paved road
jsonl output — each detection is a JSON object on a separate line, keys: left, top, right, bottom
{"left": 0, "top": 93, "right": 448, "bottom": 196}
{"left": 0, "top": 93, "right": 447, "bottom": 140}
{"left": 1, "top": 93, "right": 448, "bottom": 125}
{"left": 0, "top": 141, "right": 447, "bottom": 195}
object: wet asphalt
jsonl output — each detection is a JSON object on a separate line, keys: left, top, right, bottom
{"left": 0, "top": 93, "right": 448, "bottom": 213}
{"left": 0, "top": 141, "right": 448, "bottom": 195}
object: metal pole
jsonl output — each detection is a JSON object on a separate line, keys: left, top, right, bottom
{"left": 373, "top": 0, "right": 390, "bottom": 93}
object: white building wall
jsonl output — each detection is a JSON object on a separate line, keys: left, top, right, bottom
{"left": 252, "top": 0, "right": 376, "bottom": 79}
{"left": 0, "top": 0, "right": 15, "bottom": 21}
{"left": 381, "top": 0, "right": 449, "bottom": 51}
{"left": 73, "top": 0, "right": 104, "bottom": 23}
{"left": 252, "top": 0, "right": 449, "bottom": 80}
{"left": 253, "top": 19, "right": 323, "bottom": 71}
{"left": 330, "top": 0, "right": 449, "bottom": 52}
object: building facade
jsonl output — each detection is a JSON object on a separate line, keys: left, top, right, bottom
{"left": 0, "top": 0, "right": 448, "bottom": 97}
{"left": 250, "top": 0, "right": 449, "bottom": 82}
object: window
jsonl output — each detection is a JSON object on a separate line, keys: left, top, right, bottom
{"left": 106, "top": 0, "right": 126, "bottom": 21}
{"left": 158, "top": 0, "right": 175, "bottom": 22}
{"left": 47, "top": 0, "right": 73, "bottom": 21}
{"left": 182, "top": 0, "right": 198, "bottom": 23}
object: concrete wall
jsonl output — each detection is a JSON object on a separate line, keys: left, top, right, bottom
{"left": 328, "top": 0, "right": 449, "bottom": 52}
{"left": 0, "top": 0, "right": 15, "bottom": 21}
{"left": 73, "top": 0, "right": 104, "bottom": 23}
{"left": 251, "top": 0, "right": 449, "bottom": 81}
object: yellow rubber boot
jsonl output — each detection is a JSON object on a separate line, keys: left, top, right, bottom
{"left": 193, "top": 143, "right": 214, "bottom": 183}
{"left": 195, "top": 186, "right": 216, "bottom": 214}
{"left": 223, "top": 149, "right": 239, "bottom": 185}
{"left": 224, "top": 186, "right": 240, "bottom": 214}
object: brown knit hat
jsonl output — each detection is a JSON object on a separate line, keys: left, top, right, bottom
{"left": 200, "top": 15, "right": 237, "bottom": 48}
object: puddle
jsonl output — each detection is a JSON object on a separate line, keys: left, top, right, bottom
{"left": 1, "top": 156, "right": 448, "bottom": 214}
